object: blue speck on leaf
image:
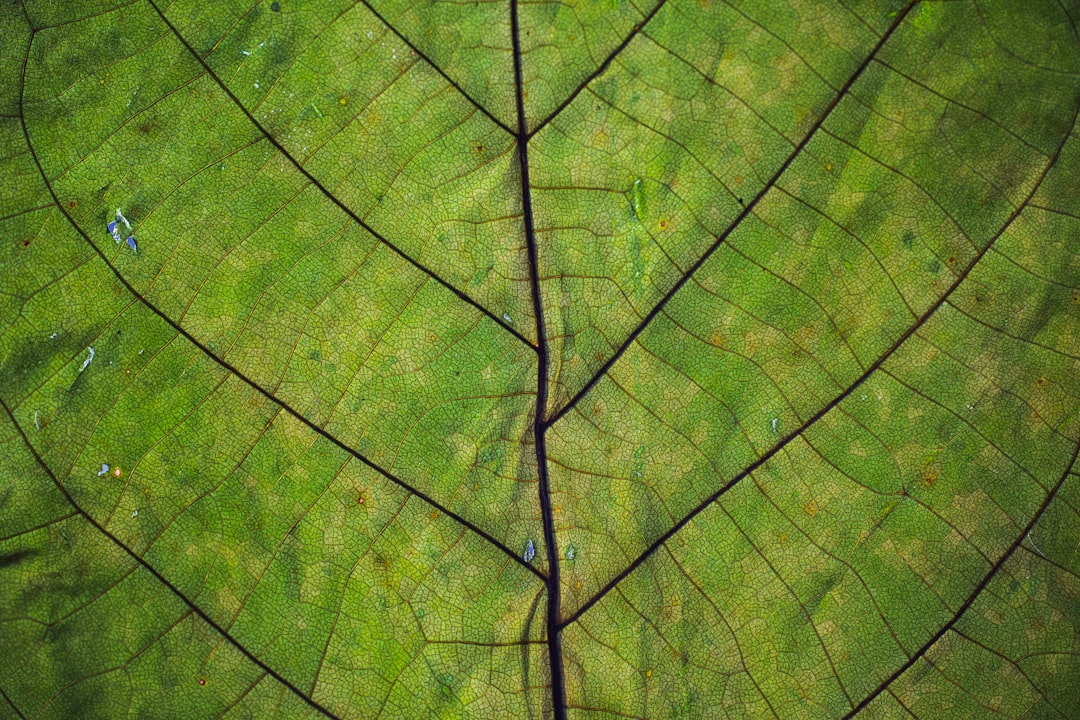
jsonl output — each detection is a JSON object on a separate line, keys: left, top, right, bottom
{"left": 126, "top": 235, "right": 137, "bottom": 252}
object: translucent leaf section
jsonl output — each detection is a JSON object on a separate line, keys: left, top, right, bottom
{"left": 517, "top": 0, "right": 662, "bottom": 131}
{"left": 852, "top": 468, "right": 1080, "bottom": 719}
{"left": 560, "top": 118, "right": 1080, "bottom": 719}
{"left": 532, "top": 0, "right": 905, "bottom": 409}
{"left": 547, "top": 0, "right": 1080, "bottom": 603}
{"left": 5, "top": 0, "right": 1080, "bottom": 717}
{"left": 17, "top": 2, "right": 544, "bottom": 548}
{"left": 0, "top": 283, "right": 550, "bottom": 718}
{"left": 27, "top": 0, "right": 535, "bottom": 340}
{"left": 356, "top": 0, "right": 518, "bottom": 129}
{"left": 0, "top": 409, "right": 325, "bottom": 720}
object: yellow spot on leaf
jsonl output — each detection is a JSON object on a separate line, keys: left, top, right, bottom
{"left": 804, "top": 501, "right": 818, "bottom": 517}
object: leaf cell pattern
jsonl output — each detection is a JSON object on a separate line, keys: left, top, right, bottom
{"left": 1, "top": 0, "right": 1079, "bottom": 718}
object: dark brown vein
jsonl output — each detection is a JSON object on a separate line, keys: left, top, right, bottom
{"left": 510, "top": 0, "right": 567, "bottom": 716}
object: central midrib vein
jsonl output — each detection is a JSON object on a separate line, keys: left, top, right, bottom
{"left": 508, "top": 1, "right": 569, "bottom": 718}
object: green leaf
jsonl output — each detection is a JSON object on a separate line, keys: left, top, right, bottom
{"left": 2, "top": 1, "right": 1079, "bottom": 718}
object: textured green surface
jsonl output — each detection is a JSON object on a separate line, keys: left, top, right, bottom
{"left": 2, "top": 0, "right": 1079, "bottom": 718}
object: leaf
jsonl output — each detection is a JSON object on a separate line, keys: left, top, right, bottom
{"left": 1, "top": 1, "right": 1079, "bottom": 718}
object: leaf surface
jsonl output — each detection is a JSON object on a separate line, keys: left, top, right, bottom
{"left": 2, "top": 1, "right": 1079, "bottom": 718}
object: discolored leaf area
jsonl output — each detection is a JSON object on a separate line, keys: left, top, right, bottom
{"left": 1, "top": 1, "right": 1079, "bottom": 718}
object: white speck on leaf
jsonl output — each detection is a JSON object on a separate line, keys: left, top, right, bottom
{"left": 80, "top": 347, "right": 95, "bottom": 372}
{"left": 49, "top": 332, "right": 58, "bottom": 339}
{"left": 566, "top": 545, "right": 576, "bottom": 560}
{"left": 1027, "top": 532, "right": 1047, "bottom": 558}
{"left": 34, "top": 411, "right": 39, "bottom": 430}
{"left": 523, "top": 539, "right": 535, "bottom": 563}
{"left": 97, "top": 463, "right": 109, "bottom": 476}
{"left": 503, "top": 313, "right": 511, "bottom": 323}
{"left": 131, "top": 510, "right": 138, "bottom": 518}
{"left": 770, "top": 417, "right": 779, "bottom": 433}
